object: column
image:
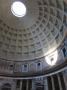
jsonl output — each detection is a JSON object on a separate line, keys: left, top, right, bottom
{"left": 51, "top": 76, "right": 55, "bottom": 90}
{"left": 26, "top": 80, "right": 28, "bottom": 90}
{"left": 62, "top": 71, "right": 67, "bottom": 90}
{"left": 44, "top": 78, "right": 48, "bottom": 90}
{"left": 31, "top": 79, "right": 35, "bottom": 90}
{"left": 57, "top": 74, "right": 62, "bottom": 90}
{"left": 20, "top": 80, "right": 22, "bottom": 90}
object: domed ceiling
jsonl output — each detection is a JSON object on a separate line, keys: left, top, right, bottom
{"left": 0, "top": 0, "right": 66, "bottom": 61}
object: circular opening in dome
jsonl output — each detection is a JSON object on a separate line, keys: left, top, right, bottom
{"left": 11, "top": 1, "right": 26, "bottom": 17}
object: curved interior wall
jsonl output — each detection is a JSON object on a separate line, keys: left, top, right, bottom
{"left": 0, "top": 36, "right": 66, "bottom": 77}
{"left": 0, "top": 70, "right": 67, "bottom": 90}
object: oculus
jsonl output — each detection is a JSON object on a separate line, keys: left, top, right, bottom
{"left": 11, "top": 1, "right": 26, "bottom": 17}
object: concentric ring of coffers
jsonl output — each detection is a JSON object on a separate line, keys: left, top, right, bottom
{"left": 0, "top": 0, "right": 66, "bottom": 62}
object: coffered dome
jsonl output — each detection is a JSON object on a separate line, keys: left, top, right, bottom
{"left": 0, "top": 0, "right": 67, "bottom": 61}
